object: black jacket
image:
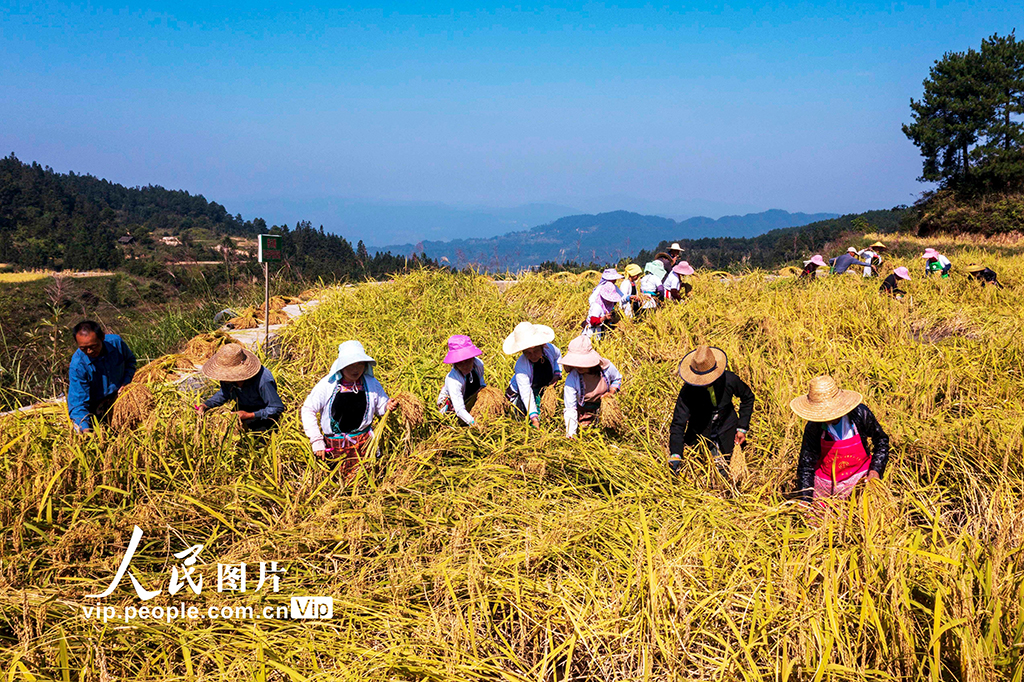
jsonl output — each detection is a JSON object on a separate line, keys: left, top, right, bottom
{"left": 970, "top": 268, "right": 1003, "bottom": 288}
{"left": 879, "top": 273, "right": 906, "bottom": 296}
{"left": 794, "top": 403, "right": 889, "bottom": 502}
{"left": 669, "top": 371, "right": 754, "bottom": 454}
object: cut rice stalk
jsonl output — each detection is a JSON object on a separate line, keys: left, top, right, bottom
{"left": 393, "top": 391, "right": 425, "bottom": 428}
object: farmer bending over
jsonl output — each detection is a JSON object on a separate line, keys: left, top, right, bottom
{"left": 800, "top": 255, "right": 827, "bottom": 279}
{"left": 879, "top": 266, "right": 911, "bottom": 298}
{"left": 922, "top": 248, "right": 952, "bottom": 278}
{"left": 561, "top": 335, "right": 622, "bottom": 438}
{"left": 437, "top": 334, "right": 486, "bottom": 426}
{"left": 668, "top": 345, "right": 754, "bottom": 476}
{"left": 790, "top": 375, "right": 889, "bottom": 503}
{"left": 966, "top": 264, "right": 1003, "bottom": 288}
{"left": 829, "top": 247, "right": 874, "bottom": 275}
{"left": 504, "top": 322, "right": 562, "bottom": 427}
{"left": 301, "top": 340, "right": 396, "bottom": 480}
{"left": 67, "top": 320, "right": 136, "bottom": 433}
{"left": 198, "top": 344, "right": 283, "bottom": 432}
{"left": 664, "top": 261, "right": 694, "bottom": 301}
{"left": 584, "top": 269, "right": 624, "bottom": 339}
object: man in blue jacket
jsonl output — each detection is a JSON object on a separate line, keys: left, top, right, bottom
{"left": 67, "top": 321, "right": 137, "bottom": 432}
{"left": 829, "top": 247, "right": 875, "bottom": 275}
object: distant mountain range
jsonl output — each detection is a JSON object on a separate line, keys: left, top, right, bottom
{"left": 375, "top": 209, "right": 839, "bottom": 270}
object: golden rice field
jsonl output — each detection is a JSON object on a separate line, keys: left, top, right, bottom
{"left": 0, "top": 270, "right": 51, "bottom": 284}
{"left": 2, "top": 233, "right": 1023, "bottom": 681}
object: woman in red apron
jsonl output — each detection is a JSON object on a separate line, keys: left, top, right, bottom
{"left": 789, "top": 376, "right": 890, "bottom": 504}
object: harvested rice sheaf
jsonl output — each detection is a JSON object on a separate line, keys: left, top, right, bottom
{"left": 134, "top": 354, "right": 197, "bottom": 384}
{"left": 392, "top": 391, "right": 425, "bottom": 428}
{"left": 227, "top": 314, "right": 260, "bottom": 329}
{"left": 110, "top": 383, "right": 155, "bottom": 431}
{"left": 469, "top": 386, "right": 506, "bottom": 422}
{"left": 729, "top": 443, "right": 749, "bottom": 484}
{"left": 540, "top": 386, "right": 558, "bottom": 420}
{"left": 182, "top": 331, "right": 237, "bottom": 363}
{"left": 599, "top": 393, "right": 625, "bottom": 431}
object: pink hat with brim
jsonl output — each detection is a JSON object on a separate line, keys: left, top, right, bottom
{"left": 921, "top": 249, "right": 938, "bottom": 259}
{"left": 443, "top": 335, "right": 483, "bottom": 364}
{"left": 600, "top": 268, "right": 624, "bottom": 281}
{"left": 597, "top": 281, "right": 622, "bottom": 303}
{"left": 672, "top": 261, "right": 695, "bottom": 276}
{"left": 809, "top": 255, "right": 826, "bottom": 267}
{"left": 561, "top": 335, "right": 610, "bottom": 370}
{"left": 894, "top": 266, "right": 911, "bottom": 280}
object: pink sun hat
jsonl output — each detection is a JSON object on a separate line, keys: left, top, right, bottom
{"left": 597, "top": 281, "right": 622, "bottom": 303}
{"left": 672, "top": 261, "right": 695, "bottom": 276}
{"left": 443, "top": 335, "right": 483, "bottom": 364}
{"left": 894, "top": 266, "right": 911, "bottom": 280}
{"left": 561, "top": 335, "right": 610, "bottom": 370}
{"left": 809, "top": 255, "right": 827, "bottom": 267}
{"left": 600, "top": 268, "right": 624, "bottom": 282}
{"left": 921, "top": 248, "right": 939, "bottom": 259}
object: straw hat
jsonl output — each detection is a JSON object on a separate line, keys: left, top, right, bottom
{"left": 503, "top": 322, "right": 555, "bottom": 355}
{"left": 677, "top": 345, "right": 727, "bottom": 386}
{"left": 965, "top": 264, "right": 987, "bottom": 273}
{"left": 894, "top": 266, "right": 911, "bottom": 280}
{"left": 561, "top": 335, "right": 610, "bottom": 370}
{"left": 789, "top": 376, "right": 862, "bottom": 422}
{"left": 624, "top": 263, "right": 643, "bottom": 277}
{"left": 669, "top": 242, "right": 683, "bottom": 252}
{"left": 869, "top": 241, "right": 887, "bottom": 250}
{"left": 809, "top": 255, "right": 826, "bottom": 267}
{"left": 201, "top": 343, "right": 261, "bottom": 382}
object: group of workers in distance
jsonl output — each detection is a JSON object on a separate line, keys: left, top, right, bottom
{"left": 799, "top": 242, "right": 1003, "bottom": 298}
{"left": 584, "top": 243, "right": 695, "bottom": 338}
{"left": 64, "top": 236, "right": 1007, "bottom": 504}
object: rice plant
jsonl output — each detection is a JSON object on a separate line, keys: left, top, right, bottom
{"left": 1, "top": 235, "right": 1023, "bottom": 681}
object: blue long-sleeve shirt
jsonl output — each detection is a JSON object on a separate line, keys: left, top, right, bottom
{"left": 67, "top": 333, "right": 137, "bottom": 430}
{"left": 203, "top": 366, "right": 284, "bottom": 430}
{"left": 829, "top": 253, "right": 872, "bottom": 275}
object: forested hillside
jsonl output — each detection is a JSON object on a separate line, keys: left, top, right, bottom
{"left": 0, "top": 155, "right": 426, "bottom": 279}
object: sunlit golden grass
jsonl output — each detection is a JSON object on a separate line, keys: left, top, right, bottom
{"left": 2, "top": 239, "right": 1023, "bottom": 680}
{"left": 0, "top": 270, "right": 51, "bottom": 284}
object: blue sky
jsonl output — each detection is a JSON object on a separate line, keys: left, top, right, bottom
{"left": 2, "top": 1, "right": 1021, "bottom": 237}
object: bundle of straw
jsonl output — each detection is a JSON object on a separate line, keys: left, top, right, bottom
{"left": 134, "top": 354, "right": 196, "bottom": 384}
{"left": 110, "top": 383, "right": 155, "bottom": 431}
{"left": 540, "top": 387, "right": 558, "bottom": 420}
{"left": 469, "top": 386, "right": 506, "bottom": 422}
{"left": 599, "top": 394, "right": 625, "bottom": 431}
{"left": 392, "top": 391, "right": 425, "bottom": 428}
{"left": 182, "top": 332, "right": 237, "bottom": 364}
{"left": 227, "top": 314, "right": 260, "bottom": 329}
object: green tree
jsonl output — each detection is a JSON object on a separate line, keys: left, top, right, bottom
{"left": 903, "top": 32, "right": 1024, "bottom": 191}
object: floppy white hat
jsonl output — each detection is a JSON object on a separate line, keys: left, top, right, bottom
{"left": 328, "top": 340, "right": 376, "bottom": 382}
{"left": 503, "top": 322, "right": 555, "bottom": 355}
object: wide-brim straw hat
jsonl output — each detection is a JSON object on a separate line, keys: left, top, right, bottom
{"left": 503, "top": 322, "right": 555, "bottom": 355}
{"left": 201, "top": 343, "right": 261, "bottom": 382}
{"left": 894, "top": 266, "right": 911, "bottom": 280}
{"left": 870, "top": 241, "right": 887, "bottom": 250}
{"left": 669, "top": 242, "right": 683, "bottom": 252}
{"left": 624, "top": 263, "right": 643, "bottom": 277}
{"left": 677, "top": 345, "right": 727, "bottom": 386}
{"left": 789, "top": 375, "right": 863, "bottom": 422}
{"left": 561, "top": 335, "right": 610, "bottom": 370}
{"left": 965, "top": 264, "right": 987, "bottom": 273}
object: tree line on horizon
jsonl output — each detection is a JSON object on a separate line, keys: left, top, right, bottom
{"left": 0, "top": 154, "right": 433, "bottom": 280}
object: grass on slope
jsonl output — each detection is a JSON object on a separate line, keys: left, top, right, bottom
{"left": 1, "top": 234, "right": 1023, "bottom": 681}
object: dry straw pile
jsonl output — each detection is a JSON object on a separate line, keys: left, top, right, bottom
{"left": 2, "top": 234, "right": 1024, "bottom": 680}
